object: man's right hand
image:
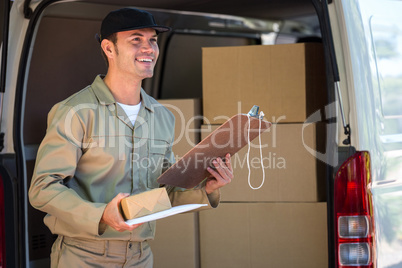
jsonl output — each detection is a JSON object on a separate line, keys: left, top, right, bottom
{"left": 100, "top": 193, "right": 142, "bottom": 232}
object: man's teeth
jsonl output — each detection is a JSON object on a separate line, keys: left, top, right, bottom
{"left": 138, "top": 58, "right": 152, "bottom": 62}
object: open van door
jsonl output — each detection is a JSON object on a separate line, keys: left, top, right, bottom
{"left": 1, "top": 1, "right": 33, "bottom": 267}
{"left": 330, "top": 0, "right": 402, "bottom": 267}
{"left": 0, "top": 0, "right": 10, "bottom": 149}
{"left": 1, "top": 1, "right": 20, "bottom": 268}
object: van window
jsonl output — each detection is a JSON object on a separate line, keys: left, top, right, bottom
{"left": 354, "top": 0, "right": 402, "bottom": 144}
{"left": 370, "top": 16, "right": 402, "bottom": 118}
{"left": 370, "top": 15, "right": 402, "bottom": 137}
{"left": 0, "top": 1, "right": 14, "bottom": 76}
{"left": 0, "top": 1, "right": 10, "bottom": 45}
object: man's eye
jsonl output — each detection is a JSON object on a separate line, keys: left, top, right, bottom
{"left": 150, "top": 38, "right": 158, "bottom": 43}
{"left": 130, "top": 37, "right": 141, "bottom": 42}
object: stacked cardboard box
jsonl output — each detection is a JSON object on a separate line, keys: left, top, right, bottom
{"left": 149, "top": 99, "right": 202, "bottom": 268}
{"left": 200, "top": 203, "right": 328, "bottom": 268}
{"left": 200, "top": 123, "right": 326, "bottom": 202}
{"left": 199, "top": 43, "right": 328, "bottom": 267}
{"left": 202, "top": 43, "right": 326, "bottom": 124}
{"left": 149, "top": 213, "right": 199, "bottom": 268}
{"left": 150, "top": 43, "right": 329, "bottom": 267}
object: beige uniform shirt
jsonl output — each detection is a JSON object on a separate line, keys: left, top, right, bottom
{"left": 29, "top": 75, "right": 219, "bottom": 241}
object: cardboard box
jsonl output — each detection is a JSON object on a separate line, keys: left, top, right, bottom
{"left": 149, "top": 212, "right": 199, "bottom": 268}
{"left": 200, "top": 123, "right": 326, "bottom": 202}
{"left": 199, "top": 203, "right": 328, "bottom": 268}
{"left": 202, "top": 43, "right": 326, "bottom": 124}
{"left": 158, "top": 99, "right": 201, "bottom": 158}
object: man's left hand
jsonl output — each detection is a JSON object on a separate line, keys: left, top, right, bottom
{"left": 205, "top": 153, "right": 233, "bottom": 194}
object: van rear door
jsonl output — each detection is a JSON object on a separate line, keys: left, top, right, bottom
{"left": 1, "top": 1, "right": 21, "bottom": 267}
{"left": 330, "top": 0, "right": 402, "bottom": 267}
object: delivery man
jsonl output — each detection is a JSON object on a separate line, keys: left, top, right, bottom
{"left": 29, "top": 7, "right": 233, "bottom": 267}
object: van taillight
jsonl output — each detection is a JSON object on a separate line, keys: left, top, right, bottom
{"left": 334, "top": 151, "right": 375, "bottom": 267}
{"left": 0, "top": 174, "right": 5, "bottom": 268}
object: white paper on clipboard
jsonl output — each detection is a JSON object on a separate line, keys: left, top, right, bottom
{"left": 125, "top": 203, "right": 208, "bottom": 225}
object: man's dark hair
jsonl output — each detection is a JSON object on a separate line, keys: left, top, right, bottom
{"left": 100, "top": 33, "right": 118, "bottom": 68}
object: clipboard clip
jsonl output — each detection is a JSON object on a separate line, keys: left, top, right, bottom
{"left": 247, "top": 105, "right": 264, "bottom": 120}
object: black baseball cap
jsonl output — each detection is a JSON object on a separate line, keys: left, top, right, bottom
{"left": 97, "top": 8, "right": 171, "bottom": 42}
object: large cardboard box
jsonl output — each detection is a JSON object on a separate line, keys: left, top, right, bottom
{"left": 149, "top": 212, "right": 199, "bottom": 268}
{"left": 200, "top": 123, "right": 326, "bottom": 202}
{"left": 202, "top": 43, "right": 326, "bottom": 124}
{"left": 199, "top": 203, "right": 328, "bottom": 268}
{"left": 158, "top": 99, "right": 201, "bottom": 158}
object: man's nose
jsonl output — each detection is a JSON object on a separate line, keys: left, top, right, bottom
{"left": 141, "top": 40, "right": 154, "bottom": 53}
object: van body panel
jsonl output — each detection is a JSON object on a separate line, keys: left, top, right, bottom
{"left": 328, "top": 1, "right": 353, "bottom": 147}
{"left": 332, "top": 0, "right": 402, "bottom": 267}
{"left": 1, "top": 1, "right": 31, "bottom": 154}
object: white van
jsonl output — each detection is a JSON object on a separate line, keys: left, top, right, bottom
{"left": 1, "top": 0, "right": 402, "bottom": 267}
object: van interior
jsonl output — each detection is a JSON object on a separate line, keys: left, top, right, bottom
{"left": 18, "top": 0, "right": 331, "bottom": 266}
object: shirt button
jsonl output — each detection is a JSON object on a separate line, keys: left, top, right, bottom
{"left": 128, "top": 243, "right": 132, "bottom": 249}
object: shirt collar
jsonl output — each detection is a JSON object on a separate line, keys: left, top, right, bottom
{"left": 91, "top": 75, "right": 154, "bottom": 113}
{"left": 139, "top": 88, "right": 155, "bottom": 113}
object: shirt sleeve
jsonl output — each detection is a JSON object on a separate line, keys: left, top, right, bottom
{"left": 28, "top": 103, "right": 106, "bottom": 237}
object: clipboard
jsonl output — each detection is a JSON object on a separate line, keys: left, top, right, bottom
{"left": 157, "top": 112, "right": 271, "bottom": 189}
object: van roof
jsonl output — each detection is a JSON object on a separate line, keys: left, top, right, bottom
{"left": 81, "top": 0, "right": 315, "bottom": 20}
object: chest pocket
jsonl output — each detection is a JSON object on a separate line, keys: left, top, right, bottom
{"left": 147, "top": 139, "right": 169, "bottom": 188}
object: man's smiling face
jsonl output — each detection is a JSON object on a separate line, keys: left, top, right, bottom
{"left": 112, "top": 28, "right": 159, "bottom": 80}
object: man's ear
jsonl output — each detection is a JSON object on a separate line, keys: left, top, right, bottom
{"left": 101, "top": 39, "right": 114, "bottom": 59}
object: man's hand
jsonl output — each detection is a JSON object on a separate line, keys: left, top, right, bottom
{"left": 205, "top": 153, "right": 234, "bottom": 194}
{"left": 100, "top": 193, "right": 142, "bottom": 232}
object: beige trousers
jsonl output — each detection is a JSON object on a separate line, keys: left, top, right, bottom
{"left": 50, "top": 236, "right": 153, "bottom": 268}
